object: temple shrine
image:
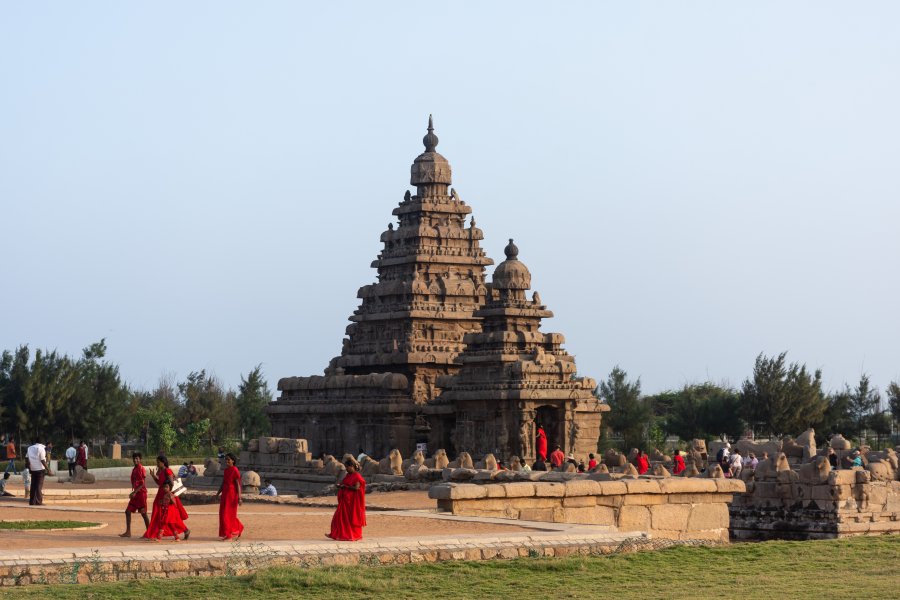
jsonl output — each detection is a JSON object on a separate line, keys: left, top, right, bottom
{"left": 270, "top": 118, "right": 607, "bottom": 461}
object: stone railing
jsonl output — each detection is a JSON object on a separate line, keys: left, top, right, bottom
{"left": 429, "top": 477, "right": 744, "bottom": 543}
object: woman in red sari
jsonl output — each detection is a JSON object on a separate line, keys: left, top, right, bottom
{"left": 535, "top": 425, "right": 548, "bottom": 462}
{"left": 327, "top": 458, "right": 366, "bottom": 541}
{"left": 143, "top": 455, "right": 190, "bottom": 542}
{"left": 216, "top": 452, "right": 244, "bottom": 541}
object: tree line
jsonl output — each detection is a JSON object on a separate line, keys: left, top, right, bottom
{"left": 0, "top": 339, "right": 272, "bottom": 456}
{"left": 598, "top": 351, "right": 900, "bottom": 450}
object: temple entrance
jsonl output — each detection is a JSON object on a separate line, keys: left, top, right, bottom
{"left": 536, "top": 405, "right": 563, "bottom": 456}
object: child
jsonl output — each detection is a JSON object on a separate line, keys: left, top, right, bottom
{"left": 1, "top": 472, "right": 14, "bottom": 496}
{"left": 145, "top": 481, "right": 189, "bottom": 542}
{"left": 22, "top": 469, "right": 30, "bottom": 498}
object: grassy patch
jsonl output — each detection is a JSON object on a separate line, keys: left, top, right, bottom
{"left": 0, "top": 536, "right": 897, "bottom": 599}
{"left": 0, "top": 520, "right": 99, "bottom": 530}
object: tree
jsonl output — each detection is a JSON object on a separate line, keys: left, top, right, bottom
{"left": 236, "top": 365, "right": 272, "bottom": 440}
{"left": 662, "top": 383, "right": 744, "bottom": 443}
{"left": 821, "top": 389, "right": 854, "bottom": 438}
{"left": 177, "top": 371, "right": 235, "bottom": 449}
{"left": 888, "top": 381, "right": 900, "bottom": 427}
{"left": 597, "top": 366, "right": 650, "bottom": 451}
{"left": 740, "top": 352, "right": 827, "bottom": 437}
{"left": 846, "top": 374, "right": 880, "bottom": 443}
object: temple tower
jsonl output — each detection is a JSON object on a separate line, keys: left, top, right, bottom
{"left": 431, "top": 240, "right": 608, "bottom": 462}
{"left": 271, "top": 118, "right": 494, "bottom": 456}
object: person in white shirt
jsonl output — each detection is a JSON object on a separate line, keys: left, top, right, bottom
{"left": 65, "top": 444, "right": 77, "bottom": 478}
{"left": 26, "top": 439, "right": 52, "bottom": 505}
{"left": 729, "top": 450, "right": 743, "bottom": 479}
{"left": 259, "top": 480, "right": 277, "bottom": 496}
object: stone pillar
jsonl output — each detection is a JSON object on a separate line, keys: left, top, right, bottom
{"left": 110, "top": 442, "right": 122, "bottom": 460}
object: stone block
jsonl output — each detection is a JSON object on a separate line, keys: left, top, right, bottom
{"left": 624, "top": 479, "right": 661, "bottom": 494}
{"left": 686, "top": 503, "right": 729, "bottom": 531}
{"left": 429, "top": 484, "right": 453, "bottom": 500}
{"left": 484, "top": 484, "right": 507, "bottom": 498}
{"left": 503, "top": 482, "right": 536, "bottom": 498}
{"left": 595, "top": 481, "right": 627, "bottom": 495}
{"left": 650, "top": 504, "right": 692, "bottom": 531}
{"left": 622, "top": 493, "right": 667, "bottom": 506}
{"left": 618, "top": 505, "right": 651, "bottom": 531}
{"left": 564, "top": 479, "right": 601, "bottom": 497}
{"left": 714, "top": 479, "right": 746, "bottom": 493}
{"left": 559, "top": 506, "right": 616, "bottom": 525}
{"left": 519, "top": 507, "right": 555, "bottom": 521}
{"left": 658, "top": 478, "right": 709, "bottom": 494}
{"left": 563, "top": 495, "right": 597, "bottom": 508}
{"left": 595, "top": 495, "right": 625, "bottom": 508}
{"left": 533, "top": 482, "right": 566, "bottom": 497}
{"left": 448, "top": 484, "right": 488, "bottom": 500}
{"left": 827, "top": 470, "right": 857, "bottom": 485}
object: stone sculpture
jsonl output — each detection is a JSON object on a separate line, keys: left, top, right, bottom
{"left": 379, "top": 449, "right": 404, "bottom": 475}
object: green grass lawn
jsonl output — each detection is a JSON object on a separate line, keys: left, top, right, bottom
{"left": 0, "top": 520, "right": 100, "bottom": 530}
{"left": 1, "top": 536, "right": 898, "bottom": 599}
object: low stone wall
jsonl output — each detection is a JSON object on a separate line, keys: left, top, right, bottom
{"left": 430, "top": 477, "right": 744, "bottom": 543}
{"left": 730, "top": 468, "right": 900, "bottom": 540}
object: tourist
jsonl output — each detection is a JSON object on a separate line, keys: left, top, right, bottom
{"left": 188, "top": 461, "right": 198, "bottom": 477}
{"left": 745, "top": 452, "right": 759, "bottom": 470}
{"left": 260, "top": 479, "right": 278, "bottom": 496}
{"left": 729, "top": 450, "right": 743, "bottom": 479}
{"left": 521, "top": 461, "right": 532, "bottom": 472}
{"left": 144, "top": 455, "right": 190, "bottom": 542}
{"left": 121, "top": 452, "right": 149, "bottom": 537}
{"left": 0, "top": 472, "right": 13, "bottom": 496}
{"left": 635, "top": 449, "right": 650, "bottom": 475}
{"left": 76, "top": 440, "right": 89, "bottom": 472}
{"left": 532, "top": 457, "right": 548, "bottom": 471}
{"left": 4, "top": 437, "right": 18, "bottom": 475}
{"left": 535, "top": 425, "right": 548, "bottom": 462}
{"left": 826, "top": 448, "right": 838, "bottom": 469}
{"left": 577, "top": 460, "right": 586, "bottom": 473}
{"left": 26, "top": 439, "right": 52, "bottom": 505}
{"left": 587, "top": 453, "right": 597, "bottom": 471}
{"left": 549, "top": 445, "right": 565, "bottom": 469}
{"left": 217, "top": 446, "right": 226, "bottom": 465}
{"left": 65, "top": 442, "right": 77, "bottom": 477}
{"left": 178, "top": 462, "right": 190, "bottom": 479}
{"left": 216, "top": 452, "right": 244, "bottom": 541}
{"left": 327, "top": 458, "right": 366, "bottom": 541}
{"left": 850, "top": 450, "right": 863, "bottom": 468}
{"left": 716, "top": 443, "right": 730, "bottom": 472}
{"left": 356, "top": 448, "right": 368, "bottom": 463}
{"left": 672, "top": 452, "right": 685, "bottom": 475}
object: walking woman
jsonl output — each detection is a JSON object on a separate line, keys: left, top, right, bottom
{"left": 143, "top": 455, "right": 190, "bottom": 542}
{"left": 327, "top": 457, "right": 366, "bottom": 541}
{"left": 215, "top": 452, "right": 244, "bottom": 541}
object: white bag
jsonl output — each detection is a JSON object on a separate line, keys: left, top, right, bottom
{"left": 171, "top": 477, "right": 186, "bottom": 496}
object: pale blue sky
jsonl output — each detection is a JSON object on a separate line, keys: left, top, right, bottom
{"left": 1, "top": 3, "right": 898, "bottom": 399}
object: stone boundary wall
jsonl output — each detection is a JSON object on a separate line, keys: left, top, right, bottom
{"left": 0, "top": 534, "right": 663, "bottom": 586}
{"left": 429, "top": 478, "right": 744, "bottom": 543}
{"left": 730, "top": 468, "right": 900, "bottom": 540}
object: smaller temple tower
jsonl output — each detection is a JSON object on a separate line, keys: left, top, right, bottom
{"left": 430, "top": 240, "right": 608, "bottom": 463}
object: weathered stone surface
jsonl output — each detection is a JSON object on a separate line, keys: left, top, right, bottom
{"left": 595, "top": 481, "right": 628, "bottom": 495}
{"left": 563, "top": 480, "right": 601, "bottom": 497}
{"left": 502, "top": 482, "right": 536, "bottom": 498}
{"left": 623, "top": 479, "right": 661, "bottom": 494}
{"left": 687, "top": 503, "right": 729, "bottom": 531}
{"left": 650, "top": 504, "right": 692, "bottom": 531}
{"left": 618, "top": 505, "right": 651, "bottom": 531}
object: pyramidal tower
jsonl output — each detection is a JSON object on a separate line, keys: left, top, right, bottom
{"left": 272, "top": 118, "right": 495, "bottom": 456}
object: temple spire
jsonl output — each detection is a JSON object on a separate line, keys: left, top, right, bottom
{"left": 423, "top": 114, "right": 439, "bottom": 152}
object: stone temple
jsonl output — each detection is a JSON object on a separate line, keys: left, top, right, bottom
{"left": 270, "top": 118, "right": 607, "bottom": 462}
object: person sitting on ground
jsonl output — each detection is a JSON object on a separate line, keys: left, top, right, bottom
{"left": 744, "top": 452, "right": 758, "bottom": 470}
{"left": 260, "top": 479, "right": 278, "bottom": 496}
{"left": 850, "top": 450, "right": 863, "bottom": 468}
{"left": 587, "top": 453, "right": 597, "bottom": 471}
{"left": 178, "top": 462, "right": 190, "bottom": 479}
{"left": 549, "top": 445, "right": 565, "bottom": 469}
{"left": 532, "top": 457, "right": 548, "bottom": 471}
{"left": 356, "top": 448, "right": 368, "bottom": 463}
{"left": 0, "top": 472, "right": 14, "bottom": 496}
{"left": 521, "top": 461, "right": 532, "bottom": 472}
{"left": 577, "top": 460, "right": 586, "bottom": 473}
{"left": 187, "top": 461, "right": 198, "bottom": 477}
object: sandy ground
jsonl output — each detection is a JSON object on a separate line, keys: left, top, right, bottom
{"left": 0, "top": 490, "right": 530, "bottom": 550}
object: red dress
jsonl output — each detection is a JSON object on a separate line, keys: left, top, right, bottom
{"left": 328, "top": 471, "right": 366, "bottom": 541}
{"left": 549, "top": 449, "right": 565, "bottom": 469}
{"left": 672, "top": 455, "right": 685, "bottom": 475}
{"left": 219, "top": 465, "right": 244, "bottom": 539}
{"left": 143, "top": 467, "right": 189, "bottom": 540}
{"left": 637, "top": 455, "right": 650, "bottom": 475}
{"left": 126, "top": 465, "right": 147, "bottom": 513}
{"left": 535, "top": 428, "right": 548, "bottom": 461}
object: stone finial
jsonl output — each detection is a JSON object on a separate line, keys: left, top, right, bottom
{"left": 423, "top": 114, "right": 439, "bottom": 152}
{"left": 504, "top": 239, "right": 519, "bottom": 260}
{"left": 492, "top": 238, "right": 531, "bottom": 291}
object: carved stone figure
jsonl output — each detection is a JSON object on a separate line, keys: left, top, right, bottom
{"left": 379, "top": 449, "right": 404, "bottom": 475}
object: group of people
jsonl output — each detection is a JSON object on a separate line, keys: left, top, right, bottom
{"left": 64, "top": 440, "right": 90, "bottom": 477}
{"left": 122, "top": 451, "right": 244, "bottom": 542}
